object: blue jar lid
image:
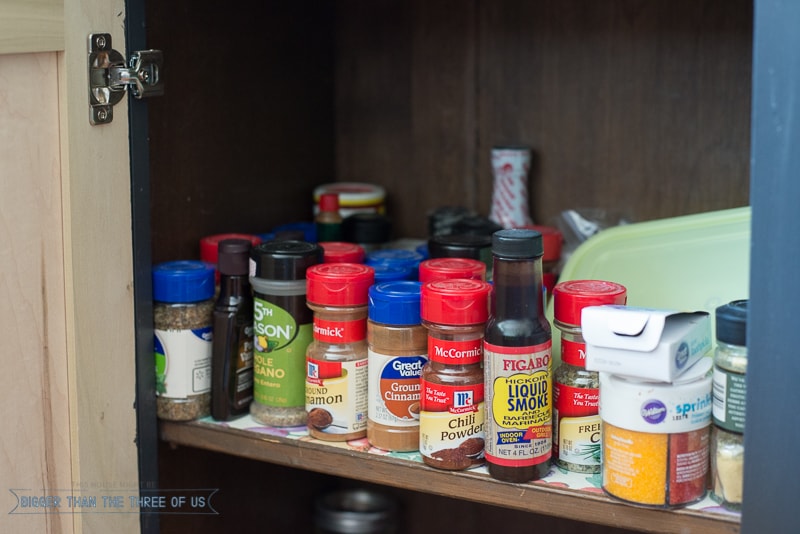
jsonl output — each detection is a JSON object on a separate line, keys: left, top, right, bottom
{"left": 366, "top": 248, "right": 424, "bottom": 270}
{"left": 372, "top": 263, "right": 414, "bottom": 283}
{"left": 369, "top": 281, "right": 422, "bottom": 325}
{"left": 152, "top": 260, "right": 215, "bottom": 303}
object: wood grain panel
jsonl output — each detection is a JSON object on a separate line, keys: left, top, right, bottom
{"left": 0, "top": 0, "right": 63, "bottom": 55}
{"left": 0, "top": 52, "right": 72, "bottom": 534}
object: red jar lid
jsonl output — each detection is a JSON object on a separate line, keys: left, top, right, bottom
{"left": 200, "top": 233, "right": 262, "bottom": 264}
{"left": 421, "top": 279, "right": 491, "bottom": 325}
{"left": 523, "top": 225, "right": 563, "bottom": 262}
{"left": 306, "top": 263, "right": 374, "bottom": 306}
{"left": 553, "top": 279, "right": 627, "bottom": 326}
{"left": 320, "top": 241, "right": 366, "bottom": 264}
{"left": 418, "top": 258, "right": 486, "bottom": 283}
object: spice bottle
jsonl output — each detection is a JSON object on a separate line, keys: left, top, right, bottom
{"left": 427, "top": 233, "right": 492, "bottom": 278}
{"left": 710, "top": 299, "right": 748, "bottom": 511}
{"left": 249, "top": 240, "right": 323, "bottom": 427}
{"left": 367, "top": 281, "right": 427, "bottom": 452}
{"left": 365, "top": 248, "right": 424, "bottom": 280}
{"left": 316, "top": 193, "right": 344, "bottom": 242}
{"left": 417, "top": 258, "right": 486, "bottom": 284}
{"left": 419, "top": 279, "right": 492, "bottom": 470}
{"left": 153, "top": 260, "right": 215, "bottom": 421}
{"left": 305, "top": 263, "right": 375, "bottom": 441}
{"left": 552, "top": 280, "right": 627, "bottom": 473}
{"left": 211, "top": 239, "right": 255, "bottom": 421}
{"left": 483, "top": 229, "right": 552, "bottom": 483}
{"left": 320, "top": 241, "right": 366, "bottom": 264}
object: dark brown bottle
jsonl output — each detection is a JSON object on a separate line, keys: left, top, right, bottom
{"left": 211, "top": 239, "right": 254, "bottom": 420}
{"left": 483, "top": 229, "right": 552, "bottom": 483}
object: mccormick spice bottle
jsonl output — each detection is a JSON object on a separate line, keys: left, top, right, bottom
{"left": 305, "top": 263, "right": 375, "bottom": 441}
{"left": 419, "top": 279, "right": 492, "bottom": 470}
{"left": 552, "top": 280, "right": 627, "bottom": 472}
{"left": 249, "top": 241, "right": 323, "bottom": 427}
{"left": 367, "top": 281, "right": 427, "bottom": 452}
{"left": 710, "top": 299, "right": 748, "bottom": 511}
{"left": 417, "top": 258, "right": 486, "bottom": 284}
{"left": 484, "top": 229, "right": 552, "bottom": 483}
{"left": 152, "top": 260, "right": 215, "bottom": 421}
{"left": 211, "top": 239, "right": 255, "bottom": 421}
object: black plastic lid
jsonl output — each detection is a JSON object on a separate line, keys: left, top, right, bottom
{"left": 491, "top": 228, "right": 543, "bottom": 258}
{"left": 716, "top": 299, "right": 748, "bottom": 346}
{"left": 251, "top": 240, "right": 323, "bottom": 280}
{"left": 342, "top": 213, "right": 392, "bottom": 244}
{"left": 217, "top": 239, "right": 251, "bottom": 276}
{"left": 428, "top": 233, "right": 492, "bottom": 260}
{"left": 452, "top": 215, "right": 503, "bottom": 237}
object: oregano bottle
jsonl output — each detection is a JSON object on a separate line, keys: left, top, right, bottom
{"left": 484, "top": 229, "right": 553, "bottom": 483}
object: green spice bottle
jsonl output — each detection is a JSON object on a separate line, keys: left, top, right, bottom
{"left": 484, "top": 229, "right": 552, "bottom": 483}
{"left": 552, "top": 280, "right": 627, "bottom": 473}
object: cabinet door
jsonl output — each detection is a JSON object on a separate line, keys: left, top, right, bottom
{"left": 0, "top": 1, "right": 139, "bottom": 533}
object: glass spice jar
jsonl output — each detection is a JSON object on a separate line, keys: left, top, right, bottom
{"left": 367, "top": 281, "right": 427, "bottom": 452}
{"left": 153, "top": 260, "right": 215, "bottom": 421}
{"left": 305, "top": 263, "right": 375, "bottom": 441}
{"left": 552, "top": 279, "right": 627, "bottom": 473}
{"left": 710, "top": 299, "right": 748, "bottom": 511}
{"left": 419, "top": 279, "right": 492, "bottom": 470}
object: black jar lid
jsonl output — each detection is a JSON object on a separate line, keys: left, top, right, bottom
{"left": 491, "top": 228, "right": 543, "bottom": 258}
{"left": 251, "top": 240, "right": 323, "bottom": 280}
{"left": 342, "top": 213, "right": 392, "bottom": 245}
{"left": 217, "top": 239, "right": 251, "bottom": 276}
{"left": 716, "top": 299, "right": 748, "bottom": 346}
{"left": 428, "top": 233, "right": 491, "bottom": 261}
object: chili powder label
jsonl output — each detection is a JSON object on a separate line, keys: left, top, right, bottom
{"left": 419, "top": 380, "right": 485, "bottom": 468}
{"left": 483, "top": 341, "right": 552, "bottom": 467}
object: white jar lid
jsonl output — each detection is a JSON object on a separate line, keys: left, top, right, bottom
{"left": 599, "top": 356, "right": 712, "bottom": 433}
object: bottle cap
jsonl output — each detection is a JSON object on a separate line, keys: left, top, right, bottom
{"left": 250, "top": 240, "right": 323, "bottom": 281}
{"left": 553, "top": 280, "right": 628, "bottom": 326}
{"left": 418, "top": 258, "right": 486, "bottom": 283}
{"left": 491, "top": 228, "right": 543, "bottom": 258}
{"left": 306, "top": 263, "right": 375, "bottom": 306}
{"left": 421, "top": 279, "right": 491, "bottom": 325}
{"left": 371, "top": 264, "right": 414, "bottom": 283}
{"left": 319, "top": 193, "right": 340, "bottom": 213}
{"left": 369, "top": 281, "right": 423, "bottom": 325}
{"left": 716, "top": 299, "right": 748, "bottom": 346}
{"left": 342, "top": 213, "right": 392, "bottom": 245}
{"left": 320, "top": 241, "right": 366, "bottom": 264}
{"left": 217, "top": 239, "right": 252, "bottom": 276}
{"left": 152, "top": 260, "right": 215, "bottom": 303}
{"left": 427, "top": 233, "right": 492, "bottom": 261}
{"left": 365, "top": 248, "right": 424, "bottom": 270}
{"left": 522, "top": 225, "right": 563, "bottom": 262}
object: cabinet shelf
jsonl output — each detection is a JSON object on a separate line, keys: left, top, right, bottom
{"left": 160, "top": 416, "right": 739, "bottom": 534}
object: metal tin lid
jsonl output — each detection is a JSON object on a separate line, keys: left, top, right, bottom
{"left": 553, "top": 280, "right": 628, "bottom": 326}
{"left": 152, "top": 260, "right": 215, "bottom": 303}
{"left": 250, "top": 240, "right": 323, "bottom": 280}
{"left": 421, "top": 279, "right": 491, "bottom": 325}
{"left": 369, "top": 281, "right": 423, "bottom": 325}
{"left": 306, "top": 263, "right": 375, "bottom": 306}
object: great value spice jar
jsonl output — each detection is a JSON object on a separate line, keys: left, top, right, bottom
{"left": 419, "top": 279, "right": 492, "bottom": 470}
{"left": 599, "top": 357, "right": 713, "bottom": 508}
{"left": 153, "top": 260, "right": 215, "bottom": 421}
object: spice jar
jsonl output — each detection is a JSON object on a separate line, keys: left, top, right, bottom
{"left": 417, "top": 258, "right": 486, "bottom": 284}
{"left": 552, "top": 280, "right": 627, "bottom": 473}
{"left": 249, "top": 240, "right": 323, "bottom": 427}
{"left": 365, "top": 249, "right": 424, "bottom": 280}
{"left": 305, "top": 263, "right": 375, "bottom": 441}
{"left": 419, "top": 279, "right": 492, "bottom": 470}
{"left": 367, "top": 281, "right": 427, "bottom": 452}
{"left": 320, "top": 242, "right": 366, "bottom": 264}
{"left": 710, "top": 299, "right": 748, "bottom": 511}
{"left": 426, "top": 233, "right": 492, "bottom": 278}
{"left": 153, "top": 260, "right": 215, "bottom": 421}
{"left": 600, "top": 357, "right": 713, "bottom": 508}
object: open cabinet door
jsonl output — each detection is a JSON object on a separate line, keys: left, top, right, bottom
{"left": 1, "top": 0, "right": 141, "bottom": 532}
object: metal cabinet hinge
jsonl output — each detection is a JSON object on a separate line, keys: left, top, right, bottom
{"left": 88, "top": 33, "right": 164, "bottom": 125}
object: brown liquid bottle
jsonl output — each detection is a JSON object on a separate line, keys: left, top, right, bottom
{"left": 484, "top": 229, "right": 552, "bottom": 483}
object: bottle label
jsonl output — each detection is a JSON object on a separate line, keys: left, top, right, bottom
{"left": 712, "top": 367, "right": 746, "bottom": 432}
{"left": 419, "top": 379, "right": 485, "bottom": 464}
{"left": 154, "top": 327, "right": 212, "bottom": 398}
{"left": 560, "top": 338, "right": 587, "bottom": 367}
{"left": 233, "top": 322, "right": 255, "bottom": 406}
{"left": 368, "top": 351, "right": 427, "bottom": 427}
{"left": 253, "top": 298, "right": 313, "bottom": 407}
{"left": 313, "top": 317, "right": 366, "bottom": 344}
{"left": 552, "top": 382, "right": 600, "bottom": 466}
{"left": 483, "top": 341, "right": 553, "bottom": 468}
{"left": 427, "top": 337, "right": 482, "bottom": 365}
{"left": 306, "top": 357, "right": 368, "bottom": 436}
